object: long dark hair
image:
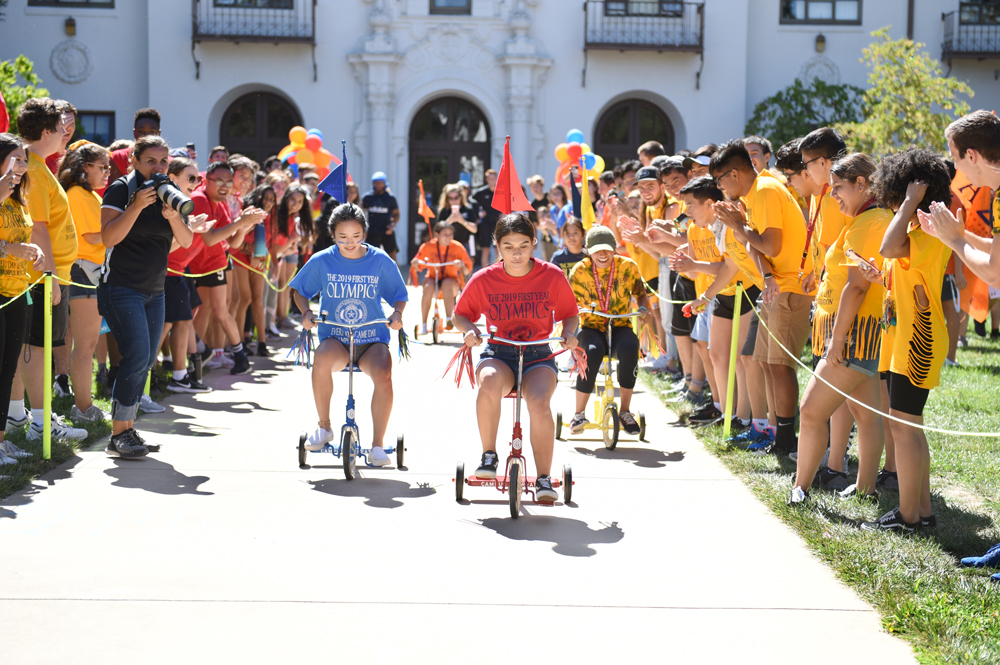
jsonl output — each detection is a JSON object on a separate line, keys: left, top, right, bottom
{"left": 58, "top": 142, "right": 110, "bottom": 192}
{"left": 493, "top": 213, "right": 534, "bottom": 244}
{"left": 0, "top": 133, "right": 30, "bottom": 206}
{"left": 276, "top": 183, "right": 312, "bottom": 237}
{"left": 244, "top": 183, "right": 276, "bottom": 210}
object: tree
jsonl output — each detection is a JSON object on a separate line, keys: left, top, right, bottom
{"left": 836, "top": 28, "right": 973, "bottom": 158}
{"left": 0, "top": 55, "right": 49, "bottom": 135}
{"left": 745, "top": 77, "right": 866, "bottom": 148}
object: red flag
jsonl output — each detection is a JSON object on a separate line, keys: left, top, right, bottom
{"left": 491, "top": 136, "right": 533, "bottom": 215}
{"left": 0, "top": 87, "right": 9, "bottom": 134}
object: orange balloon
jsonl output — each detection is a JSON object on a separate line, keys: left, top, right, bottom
{"left": 317, "top": 166, "right": 330, "bottom": 179}
{"left": 295, "top": 148, "right": 315, "bottom": 165}
{"left": 554, "top": 143, "right": 569, "bottom": 162}
{"left": 289, "top": 126, "right": 307, "bottom": 146}
{"left": 314, "top": 149, "right": 332, "bottom": 168}
{"left": 305, "top": 135, "right": 322, "bottom": 152}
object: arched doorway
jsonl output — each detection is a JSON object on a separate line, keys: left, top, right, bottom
{"left": 220, "top": 92, "right": 302, "bottom": 163}
{"left": 408, "top": 96, "right": 491, "bottom": 259}
{"left": 593, "top": 99, "right": 674, "bottom": 167}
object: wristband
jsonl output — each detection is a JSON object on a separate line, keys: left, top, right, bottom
{"left": 763, "top": 272, "right": 773, "bottom": 280}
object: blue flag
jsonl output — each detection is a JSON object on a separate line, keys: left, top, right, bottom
{"left": 318, "top": 140, "right": 347, "bottom": 202}
{"left": 568, "top": 168, "right": 582, "bottom": 219}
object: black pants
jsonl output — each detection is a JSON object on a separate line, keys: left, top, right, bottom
{"left": 0, "top": 293, "right": 28, "bottom": 409}
{"left": 575, "top": 325, "right": 639, "bottom": 394}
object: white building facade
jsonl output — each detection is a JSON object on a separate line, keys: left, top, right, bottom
{"left": 3, "top": 0, "right": 998, "bottom": 258}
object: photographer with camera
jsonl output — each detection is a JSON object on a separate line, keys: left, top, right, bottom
{"left": 99, "top": 135, "right": 194, "bottom": 458}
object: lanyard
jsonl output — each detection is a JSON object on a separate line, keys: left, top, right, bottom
{"left": 800, "top": 184, "right": 828, "bottom": 273}
{"left": 435, "top": 241, "right": 450, "bottom": 267}
{"left": 590, "top": 257, "right": 616, "bottom": 313}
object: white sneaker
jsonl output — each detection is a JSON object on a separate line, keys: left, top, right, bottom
{"left": 218, "top": 354, "right": 235, "bottom": 369}
{"left": 1, "top": 440, "right": 31, "bottom": 459}
{"left": 638, "top": 356, "right": 659, "bottom": 369}
{"left": 419, "top": 323, "right": 428, "bottom": 335}
{"left": 139, "top": 394, "right": 165, "bottom": 414}
{"left": 203, "top": 355, "right": 223, "bottom": 369}
{"left": 305, "top": 427, "right": 333, "bottom": 451}
{"left": 650, "top": 354, "right": 672, "bottom": 370}
{"left": 0, "top": 447, "right": 16, "bottom": 465}
{"left": 27, "top": 415, "right": 89, "bottom": 442}
{"left": 370, "top": 446, "right": 391, "bottom": 467}
{"left": 5, "top": 409, "right": 31, "bottom": 434}
{"left": 268, "top": 322, "right": 281, "bottom": 337}
{"left": 70, "top": 404, "right": 110, "bottom": 424}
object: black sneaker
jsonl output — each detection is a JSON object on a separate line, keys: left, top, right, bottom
{"left": 975, "top": 320, "right": 987, "bottom": 337}
{"left": 200, "top": 346, "right": 214, "bottom": 363}
{"left": 105, "top": 429, "right": 149, "bottom": 458}
{"left": 875, "top": 468, "right": 899, "bottom": 491}
{"left": 817, "top": 467, "right": 851, "bottom": 491}
{"left": 535, "top": 475, "right": 557, "bottom": 503}
{"left": 860, "top": 507, "right": 917, "bottom": 534}
{"left": 132, "top": 428, "right": 159, "bottom": 453}
{"left": 186, "top": 373, "right": 211, "bottom": 392}
{"left": 993, "top": 330, "right": 1000, "bottom": 341}
{"left": 53, "top": 373, "right": 73, "bottom": 398}
{"left": 619, "top": 411, "right": 641, "bottom": 435}
{"left": 230, "top": 352, "right": 252, "bottom": 376}
{"left": 161, "top": 359, "right": 174, "bottom": 372}
{"left": 256, "top": 341, "right": 270, "bottom": 357}
{"left": 168, "top": 373, "right": 212, "bottom": 394}
{"left": 475, "top": 450, "right": 499, "bottom": 479}
{"left": 689, "top": 402, "right": 723, "bottom": 427}
{"left": 920, "top": 514, "right": 937, "bottom": 529}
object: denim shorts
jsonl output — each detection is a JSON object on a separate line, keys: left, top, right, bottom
{"left": 70, "top": 259, "right": 101, "bottom": 300}
{"left": 476, "top": 342, "right": 557, "bottom": 387}
{"left": 821, "top": 331, "right": 880, "bottom": 378}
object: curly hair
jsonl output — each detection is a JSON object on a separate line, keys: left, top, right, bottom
{"left": 58, "top": 142, "right": 110, "bottom": 192}
{"left": 871, "top": 148, "right": 952, "bottom": 213}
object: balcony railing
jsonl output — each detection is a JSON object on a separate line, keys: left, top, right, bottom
{"left": 942, "top": 4, "right": 1000, "bottom": 60}
{"left": 584, "top": 1, "right": 704, "bottom": 52}
{"left": 192, "top": 0, "right": 316, "bottom": 44}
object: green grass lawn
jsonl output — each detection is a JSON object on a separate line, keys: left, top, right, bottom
{"left": 0, "top": 365, "right": 174, "bottom": 500}
{"left": 643, "top": 333, "right": 1000, "bottom": 665}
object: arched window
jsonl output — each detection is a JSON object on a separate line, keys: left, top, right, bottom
{"left": 219, "top": 92, "right": 302, "bottom": 163}
{"left": 593, "top": 99, "right": 674, "bottom": 167}
{"left": 408, "top": 97, "right": 491, "bottom": 258}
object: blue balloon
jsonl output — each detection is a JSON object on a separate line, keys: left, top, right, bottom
{"left": 583, "top": 153, "right": 596, "bottom": 170}
{"left": 566, "top": 129, "right": 585, "bottom": 144}
{"left": 307, "top": 128, "right": 323, "bottom": 141}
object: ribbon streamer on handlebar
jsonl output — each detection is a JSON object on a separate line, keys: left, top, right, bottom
{"left": 286, "top": 328, "right": 315, "bottom": 368}
{"left": 568, "top": 347, "right": 589, "bottom": 383}
{"left": 398, "top": 328, "right": 411, "bottom": 361}
{"left": 443, "top": 345, "right": 476, "bottom": 388}
{"left": 638, "top": 320, "right": 663, "bottom": 359}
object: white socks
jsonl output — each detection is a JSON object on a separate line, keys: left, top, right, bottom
{"left": 8, "top": 400, "right": 24, "bottom": 420}
{"left": 173, "top": 370, "right": 187, "bottom": 381}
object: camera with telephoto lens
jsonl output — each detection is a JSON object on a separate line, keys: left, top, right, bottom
{"left": 141, "top": 172, "right": 194, "bottom": 216}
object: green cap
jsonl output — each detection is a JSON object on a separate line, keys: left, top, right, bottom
{"left": 586, "top": 226, "right": 617, "bottom": 254}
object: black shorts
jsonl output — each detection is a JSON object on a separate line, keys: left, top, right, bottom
{"left": 164, "top": 275, "right": 194, "bottom": 323}
{"left": 194, "top": 268, "right": 227, "bottom": 289}
{"left": 669, "top": 275, "right": 697, "bottom": 337}
{"left": 27, "top": 283, "right": 70, "bottom": 348}
{"left": 713, "top": 284, "right": 762, "bottom": 320}
{"left": 187, "top": 276, "right": 202, "bottom": 309}
{"left": 941, "top": 274, "right": 957, "bottom": 302}
{"left": 886, "top": 371, "right": 929, "bottom": 417}
{"left": 366, "top": 229, "right": 399, "bottom": 254}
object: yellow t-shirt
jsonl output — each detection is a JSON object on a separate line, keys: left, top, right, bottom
{"left": 627, "top": 196, "right": 672, "bottom": 282}
{"left": 26, "top": 152, "right": 78, "bottom": 281}
{"left": 878, "top": 222, "right": 952, "bottom": 389}
{"left": 808, "top": 188, "right": 850, "bottom": 283}
{"left": 993, "top": 189, "right": 1000, "bottom": 234}
{"left": 687, "top": 223, "right": 733, "bottom": 297}
{"left": 812, "top": 207, "right": 892, "bottom": 358}
{"left": 744, "top": 170, "right": 814, "bottom": 296}
{"left": 0, "top": 198, "right": 34, "bottom": 298}
{"left": 723, "top": 226, "right": 764, "bottom": 292}
{"left": 67, "top": 186, "right": 106, "bottom": 265}
{"left": 569, "top": 255, "right": 646, "bottom": 333}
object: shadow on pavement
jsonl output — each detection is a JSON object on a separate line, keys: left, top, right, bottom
{"left": 474, "top": 516, "right": 624, "bottom": 557}
{"left": 104, "top": 458, "right": 213, "bottom": 495}
{"left": 307, "top": 478, "right": 435, "bottom": 508}
{"left": 572, "top": 446, "right": 685, "bottom": 468}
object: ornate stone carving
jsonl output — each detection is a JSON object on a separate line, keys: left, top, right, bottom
{"left": 50, "top": 40, "right": 93, "bottom": 85}
{"left": 402, "top": 24, "right": 496, "bottom": 73}
{"left": 799, "top": 55, "right": 841, "bottom": 85}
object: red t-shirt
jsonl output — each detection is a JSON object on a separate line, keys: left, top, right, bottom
{"left": 454, "top": 259, "right": 577, "bottom": 341}
{"left": 167, "top": 233, "right": 206, "bottom": 273}
{"left": 187, "top": 186, "right": 232, "bottom": 274}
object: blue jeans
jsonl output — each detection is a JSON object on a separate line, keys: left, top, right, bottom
{"left": 98, "top": 283, "right": 165, "bottom": 422}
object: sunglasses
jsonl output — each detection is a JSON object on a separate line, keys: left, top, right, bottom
{"left": 186, "top": 174, "right": 203, "bottom": 184}
{"left": 87, "top": 163, "right": 112, "bottom": 172}
{"left": 207, "top": 178, "right": 234, "bottom": 188}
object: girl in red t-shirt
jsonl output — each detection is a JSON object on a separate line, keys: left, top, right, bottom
{"left": 453, "top": 213, "right": 579, "bottom": 502}
{"left": 410, "top": 219, "right": 473, "bottom": 335}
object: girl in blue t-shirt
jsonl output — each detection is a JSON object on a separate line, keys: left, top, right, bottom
{"left": 290, "top": 203, "right": 408, "bottom": 465}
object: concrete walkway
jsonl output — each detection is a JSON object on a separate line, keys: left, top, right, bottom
{"left": 0, "top": 291, "right": 915, "bottom": 664}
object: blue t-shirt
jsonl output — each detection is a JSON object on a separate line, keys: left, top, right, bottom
{"left": 549, "top": 247, "right": 588, "bottom": 278}
{"left": 361, "top": 190, "right": 399, "bottom": 234}
{"left": 289, "top": 244, "right": 408, "bottom": 346}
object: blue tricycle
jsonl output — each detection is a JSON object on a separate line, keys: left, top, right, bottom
{"left": 297, "top": 312, "right": 405, "bottom": 480}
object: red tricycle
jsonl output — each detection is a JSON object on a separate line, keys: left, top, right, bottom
{"left": 455, "top": 326, "right": 574, "bottom": 518}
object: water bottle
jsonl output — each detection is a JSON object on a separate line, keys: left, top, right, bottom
{"left": 254, "top": 224, "right": 266, "bottom": 258}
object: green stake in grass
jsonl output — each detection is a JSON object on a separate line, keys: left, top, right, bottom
{"left": 43, "top": 272, "right": 52, "bottom": 460}
{"left": 722, "top": 284, "right": 743, "bottom": 440}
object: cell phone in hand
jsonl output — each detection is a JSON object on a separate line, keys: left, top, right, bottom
{"left": 187, "top": 142, "right": 196, "bottom": 152}
{"left": 844, "top": 248, "right": 879, "bottom": 274}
